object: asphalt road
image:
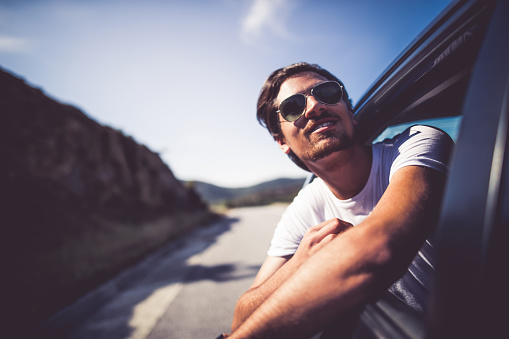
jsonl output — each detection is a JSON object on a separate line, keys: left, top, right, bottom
{"left": 43, "top": 204, "right": 286, "bottom": 339}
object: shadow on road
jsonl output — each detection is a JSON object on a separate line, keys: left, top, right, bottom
{"left": 185, "top": 263, "right": 261, "bottom": 283}
{"left": 35, "top": 214, "right": 250, "bottom": 339}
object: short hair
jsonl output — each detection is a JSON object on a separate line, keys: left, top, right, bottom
{"left": 256, "top": 62, "right": 352, "bottom": 171}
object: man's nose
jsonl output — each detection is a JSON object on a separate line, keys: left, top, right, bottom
{"left": 304, "top": 95, "right": 326, "bottom": 119}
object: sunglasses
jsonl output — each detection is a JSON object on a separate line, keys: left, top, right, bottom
{"left": 277, "top": 81, "right": 344, "bottom": 122}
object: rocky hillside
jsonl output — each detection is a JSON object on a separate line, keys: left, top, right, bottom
{"left": 0, "top": 67, "right": 213, "bottom": 334}
{"left": 0, "top": 68, "right": 206, "bottom": 221}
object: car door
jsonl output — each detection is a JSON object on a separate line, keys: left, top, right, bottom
{"left": 340, "top": 0, "right": 509, "bottom": 338}
{"left": 427, "top": 0, "right": 509, "bottom": 337}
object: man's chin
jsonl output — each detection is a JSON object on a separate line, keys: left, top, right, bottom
{"left": 308, "top": 148, "right": 340, "bottom": 163}
{"left": 307, "top": 137, "right": 352, "bottom": 162}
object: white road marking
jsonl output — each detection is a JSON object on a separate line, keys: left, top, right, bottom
{"left": 127, "top": 253, "right": 205, "bottom": 339}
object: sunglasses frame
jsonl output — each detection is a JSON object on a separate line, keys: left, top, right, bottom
{"left": 277, "top": 81, "right": 344, "bottom": 122}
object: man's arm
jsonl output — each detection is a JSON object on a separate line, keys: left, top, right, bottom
{"left": 231, "top": 218, "right": 353, "bottom": 332}
{"left": 230, "top": 166, "right": 446, "bottom": 338}
{"left": 231, "top": 256, "right": 290, "bottom": 332}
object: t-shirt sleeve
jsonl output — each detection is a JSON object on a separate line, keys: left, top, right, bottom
{"left": 389, "top": 125, "right": 454, "bottom": 181}
{"left": 267, "top": 181, "right": 325, "bottom": 257}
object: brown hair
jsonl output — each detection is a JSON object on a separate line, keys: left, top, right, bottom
{"left": 256, "top": 62, "right": 352, "bottom": 171}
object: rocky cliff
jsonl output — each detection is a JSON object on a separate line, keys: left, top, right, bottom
{"left": 0, "top": 68, "right": 206, "bottom": 221}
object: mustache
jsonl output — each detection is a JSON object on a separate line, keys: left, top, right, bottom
{"left": 303, "top": 111, "right": 338, "bottom": 134}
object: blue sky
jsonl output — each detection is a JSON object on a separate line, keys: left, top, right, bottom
{"left": 0, "top": 0, "right": 452, "bottom": 187}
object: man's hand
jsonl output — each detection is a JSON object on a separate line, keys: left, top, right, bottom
{"left": 293, "top": 218, "right": 353, "bottom": 263}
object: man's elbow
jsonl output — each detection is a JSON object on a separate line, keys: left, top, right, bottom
{"left": 231, "top": 295, "right": 246, "bottom": 332}
{"left": 371, "top": 238, "right": 424, "bottom": 288}
{"left": 355, "top": 237, "right": 411, "bottom": 289}
{"left": 231, "top": 289, "right": 257, "bottom": 332}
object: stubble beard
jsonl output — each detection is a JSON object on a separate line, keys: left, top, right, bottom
{"left": 305, "top": 130, "right": 354, "bottom": 162}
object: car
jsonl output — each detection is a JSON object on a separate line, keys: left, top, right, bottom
{"left": 304, "top": 0, "right": 509, "bottom": 337}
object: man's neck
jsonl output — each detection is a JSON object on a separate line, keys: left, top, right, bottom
{"left": 308, "top": 143, "right": 373, "bottom": 200}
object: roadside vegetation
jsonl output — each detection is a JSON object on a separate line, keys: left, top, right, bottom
{"left": 6, "top": 207, "right": 218, "bottom": 335}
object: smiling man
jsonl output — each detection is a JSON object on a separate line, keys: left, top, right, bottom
{"left": 227, "top": 62, "right": 454, "bottom": 338}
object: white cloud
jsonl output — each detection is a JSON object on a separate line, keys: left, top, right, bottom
{"left": 240, "top": 0, "right": 297, "bottom": 46}
{"left": 0, "top": 35, "right": 30, "bottom": 53}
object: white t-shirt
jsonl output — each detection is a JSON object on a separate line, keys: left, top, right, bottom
{"left": 268, "top": 124, "right": 453, "bottom": 257}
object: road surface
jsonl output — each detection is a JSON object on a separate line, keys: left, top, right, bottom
{"left": 42, "top": 204, "right": 286, "bottom": 339}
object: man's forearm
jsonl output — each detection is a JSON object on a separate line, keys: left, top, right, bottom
{"left": 231, "top": 258, "right": 299, "bottom": 331}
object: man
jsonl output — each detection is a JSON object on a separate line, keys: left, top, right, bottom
{"left": 227, "top": 62, "right": 453, "bottom": 338}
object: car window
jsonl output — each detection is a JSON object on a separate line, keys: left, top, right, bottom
{"left": 372, "top": 116, "right": 462, "bottom": 143}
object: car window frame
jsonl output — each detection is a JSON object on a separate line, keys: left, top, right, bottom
{"left": 331, "top": 0, "right": 508, "bottom": 338}
{"left": 427, "top": 0, "right": 509, "bottom": 337}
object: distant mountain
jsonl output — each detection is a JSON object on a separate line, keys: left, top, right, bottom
{"left": 187, "top": 177, "right": 307, "bottom": 207}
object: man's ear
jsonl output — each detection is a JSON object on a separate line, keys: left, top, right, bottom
{"left": 350, "top": 110, "right": 357, "bottom": 126}
{"left": 276, "top": 135, "right": 291, "bottom": 154}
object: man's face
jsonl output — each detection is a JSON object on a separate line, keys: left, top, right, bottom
{"left": 275, "top": 72, "right": 356, "bottom": 165}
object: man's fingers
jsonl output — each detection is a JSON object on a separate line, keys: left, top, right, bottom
{"left": 297, "top": 218, "right": 354, "bottom": 258}
{"left": 322, "top": 233, "right": 338, "bottom": 243}
{"left": 311, "top": 218, "right": 353, "bottom": 239}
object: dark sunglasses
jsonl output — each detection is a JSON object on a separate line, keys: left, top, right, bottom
{"left": 277, "top": 81, "right": 344, "bottom": 122}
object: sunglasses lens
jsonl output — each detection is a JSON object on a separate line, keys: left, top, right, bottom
{"left": 313, "top": 82, "right": 343, "bottom": 104}
{"left": 278, "top": 82, "right": 343, "bottom": 122}
{"left": 279, "top": 94, "right": 306, "bottom": 122}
